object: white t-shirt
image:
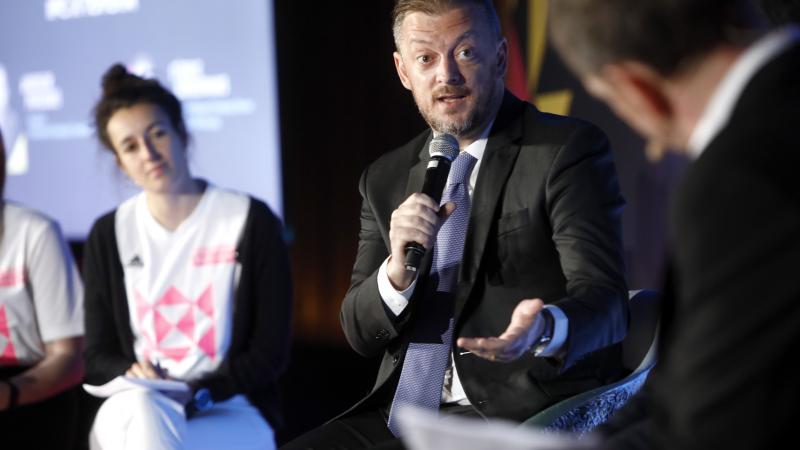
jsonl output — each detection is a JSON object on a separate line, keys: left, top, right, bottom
{"left": 0, "top": 202, "right": 84, "bottom": 367}
{"left": 115, "top": 185, "right": 249, "bottom": 381}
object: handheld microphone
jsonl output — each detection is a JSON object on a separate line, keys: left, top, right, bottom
{"left": 404, "top": 133, "right": 459, "bottom": 272}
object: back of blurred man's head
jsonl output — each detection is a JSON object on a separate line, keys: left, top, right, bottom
{"left": 549, "top": 0, "right": 764, "bottom": 79}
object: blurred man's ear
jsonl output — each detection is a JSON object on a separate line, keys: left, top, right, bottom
{"left": 605, "top": 62, "right": 672, "bottom": 119}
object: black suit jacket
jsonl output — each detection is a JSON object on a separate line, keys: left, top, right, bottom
{"left": 602, "top": 40, "right": 800, "bottom": 450}
{"left": 340, "top": 92, "right": 629, "bottom": 422}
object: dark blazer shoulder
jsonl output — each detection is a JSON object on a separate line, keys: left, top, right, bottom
{"left": 507, "top": 101, "right": 614, "bottom": 191}
{"left": 357, "top": 129, "right": 431, "bottom": 217}
{"left": 242, "top": 196, "right": 281, "bottom": 234}
{"left": 236, "top": 196, "right": 285, "bottom": 272}
{"left": 490, "top": 92, "right": 611, "bottom": 162}
{"left": 87, "top": 209, "right": 118, "bottom": 240}
{"left": 85, "top": 208, "right": 122, "bottom": 265}
{"left": 374, "top": 129, "right": 430, "bottom": 166}
{"left": 361, "top": 129, "right": 429, "bottom": 184}
{"left": 522, "top": 104, "right": 610, "bottom": 151}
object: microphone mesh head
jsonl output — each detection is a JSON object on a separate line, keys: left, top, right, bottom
{"left": 429, "top": 134, "right": 459, "bottom": 162}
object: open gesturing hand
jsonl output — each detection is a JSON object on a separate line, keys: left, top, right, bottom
{"left": 456, "top": 299, "right": 546, "bottom": 362}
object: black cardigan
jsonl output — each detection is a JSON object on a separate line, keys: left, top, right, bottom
{"left": 82, "top": 198, "right": 292, "bottom": 428}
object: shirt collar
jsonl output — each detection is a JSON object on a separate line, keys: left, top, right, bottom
{"left": 687, "top": 26, "right": 800, "bottom": 159}
{"left": 460, "top": 118, "right": 495, "bottom": 161}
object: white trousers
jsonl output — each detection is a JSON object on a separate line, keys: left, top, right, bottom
{"left": 90, "top": 389, "right": 275, "bottom": 450}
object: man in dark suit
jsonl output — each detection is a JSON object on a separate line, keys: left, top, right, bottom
{"left": 548, "top": 1, "right": 800, "bottom": 449}
{"left": 281, "top": 1, "right": 628, "bottom": 448}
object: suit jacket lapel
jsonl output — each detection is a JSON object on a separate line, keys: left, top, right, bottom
{"left": 405, "top": 134, "right": 433, "bottom": 198}
{"left": 456, "top": 92, "right": 526, "bottom": 315}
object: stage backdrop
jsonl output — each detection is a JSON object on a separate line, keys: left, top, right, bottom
{"left": 0, "top": 0, "right": 283, "bottom": 238}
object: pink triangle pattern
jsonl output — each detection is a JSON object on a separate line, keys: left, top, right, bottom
{"left": 0, "top": 305, "right": 18, "bottom": 364}
{"left": 0, "top": 269, "right": 24, "bottom": 287}
{"left": 154, "top": 310, "right": 172, "bottom": 345}
{"left": 161, "top": 346, "right": 191, "bottom": 363}
{"left": 176, "top": 308, "right": 195, "bottom": 340}
{"left": 0, "top": 340, "right": 16, "bottom": 364}
{"left": 132, "top": 284, "right": 217, "bottom": 364}
{"left": 196, "top": 286, "right": 214, "bottom": 318}
{"left": 161, "top": 287, "right": 191, "bottom": 305}
{"left": 134, "top": 290, "right": 152, "bottom": 324}
{"left": 0, "top": 305, "right": 9, "bottom": 334}
{"left": 198, "top": 327, "right": 216, "bottom": 360}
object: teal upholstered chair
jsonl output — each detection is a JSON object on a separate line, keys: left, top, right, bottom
{"left": 520, "top": 289, "right": 661, "bottom": 437}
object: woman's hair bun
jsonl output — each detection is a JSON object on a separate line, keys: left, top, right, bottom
{"left": 101, "top": 63, "right": 134, "bottom": 95}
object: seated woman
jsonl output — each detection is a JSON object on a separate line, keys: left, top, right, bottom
{"left": 0, "top": 126, "right": 85, "bottom": 448}
{"left": 84, "top": 64, "right": 291, "bottom": 450}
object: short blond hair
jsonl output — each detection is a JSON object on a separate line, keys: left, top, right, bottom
{"left": 392, "top": 0, "right": 501, "bottom": 49}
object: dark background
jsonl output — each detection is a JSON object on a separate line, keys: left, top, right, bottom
{"left": 273, "top": 1, "right": 422, "bottom": 442}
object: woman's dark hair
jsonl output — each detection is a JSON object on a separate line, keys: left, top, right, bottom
{"left": 92, "top": 63, "right": 188, "bottom": 152}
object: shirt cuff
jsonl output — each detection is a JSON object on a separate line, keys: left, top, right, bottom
{"left": 536, "top": 304, "right": 568, "bottom": 357}
{"left": 377, "top": 257, "right": 417, "bottom": 317}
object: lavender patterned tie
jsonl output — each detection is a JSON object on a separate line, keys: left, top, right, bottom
{"left": 387, "top": 151, "right": 478, "bottom": 437}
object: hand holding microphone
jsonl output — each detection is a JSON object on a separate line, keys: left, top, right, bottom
{"left": 387, "top": 134, "right": 459, "bottom": 289}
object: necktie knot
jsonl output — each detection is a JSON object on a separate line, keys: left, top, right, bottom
{"left": 448, "top": 152, "right": 477, "bottom": 187}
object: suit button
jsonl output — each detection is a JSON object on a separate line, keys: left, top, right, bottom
{"left": 375, "top": 329, "right": 390, "bottom": 341}
{"left": 392, "top": 355, "right": 400, "bottom": 364}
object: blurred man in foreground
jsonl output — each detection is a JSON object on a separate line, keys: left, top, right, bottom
{"left": 549, "top": 1, "right": 800, "bottom": 449}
